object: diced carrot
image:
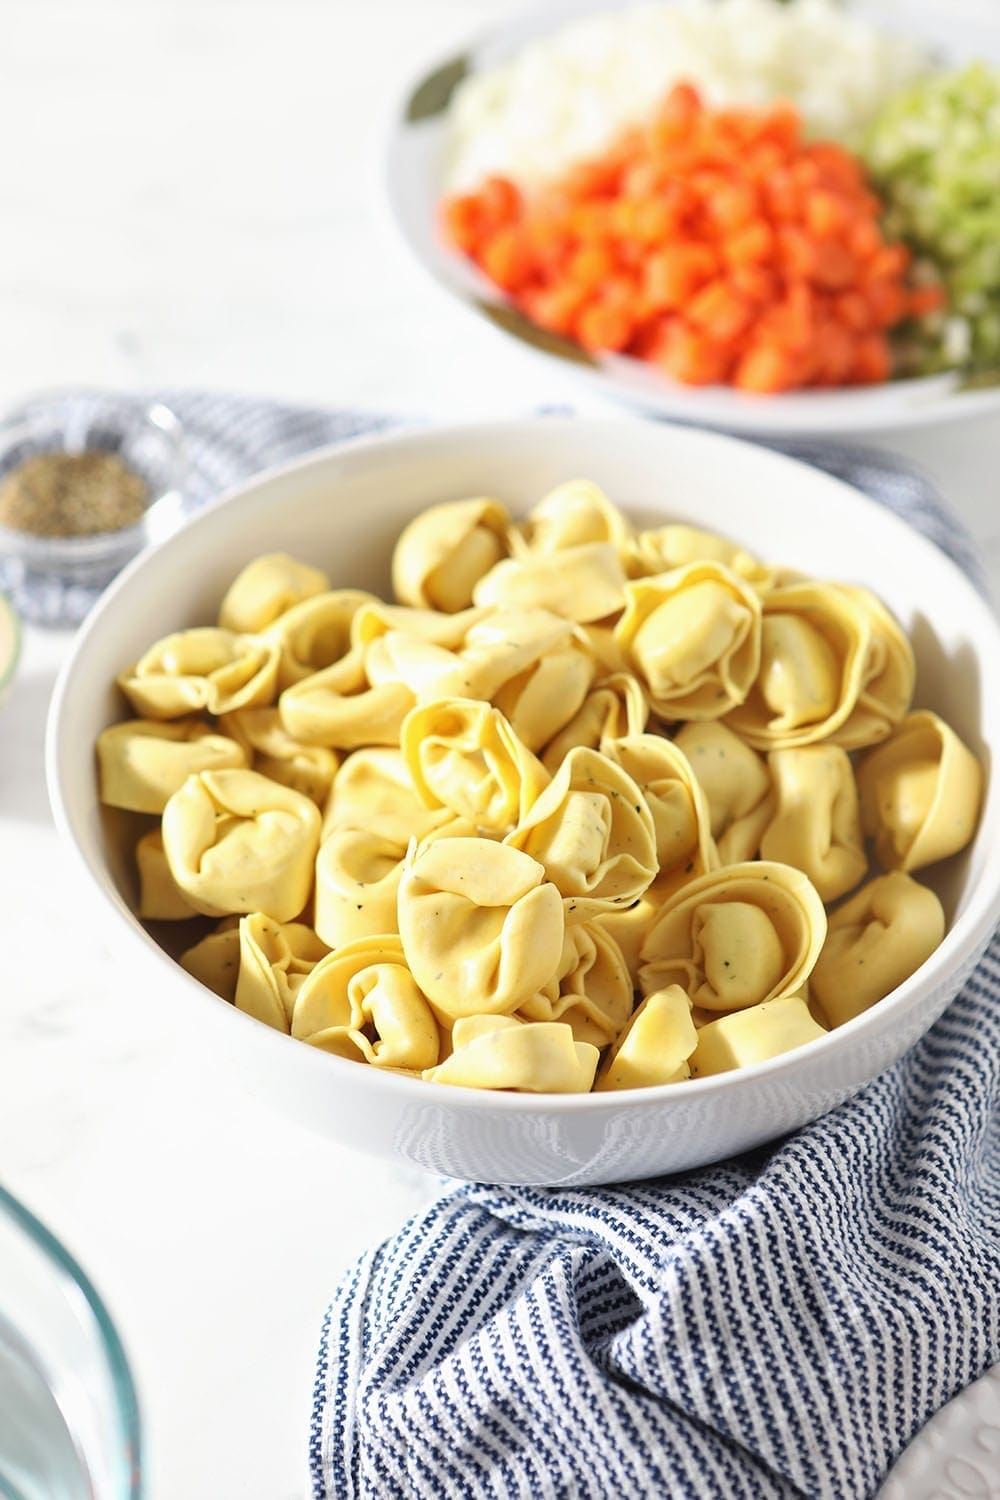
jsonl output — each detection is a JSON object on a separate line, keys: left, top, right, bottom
{"left": 849, "top": 220, "right": 882, "bottom": 262}
{"left": 688, "top": 279, "right": 754, "bottom": 343}
{"left": 478, "top": 228, "right": 534, "bottom": 292}
{"left": 440, "top": 84, "right": 916, "bottom": 396}
{"left": 708, "top": 181, "right": 759, "bottom": 232}
{"left": 811, "top": 240, "right": 857, "bottom": 290}
{"left": 908, "top": 284, "right": 946, "bottom": 318}
{"left": 834, "top": 290, "right": 871, "bottom": 333}
{"left": 805, "top": 191, "right": 850, "bottom": 238}
{"left": 868, "top": 243, "right": 911, "bottom": 280}
{"left": 757, "top": 101, "right": 801, "bottom": 153}
{"left": 851, "top": 336, "right": 892, "bottom": 384}
{"left": 521, "top": 283, "right": 588, "bottom": 336}
{"left": 777, "top": 227, "right": 817, "bottom": 279}
{"left": 644, "top": 242, "right": 719, "bottom": 310}
{"left": 568, "top": 242, "right": 617, "bottom": 292}
{"left": 478, "top": 176, "right": 522, "bottom": 228}
{"left": 657, "top": 323, "right": 733, "bottom": 385}
{"left": 730, "top": 264, "right": 780, "bottom": 305}
{"left": 733, "top": 344, "right": 801, "bottom": 393}
{"left": 724, "top": 219, "right": 774, "bottom": 266}
{"left": 441, "top": 194, "right": 484, "bottom": 255}
{"left": 576, "top": 300, "right": 635, "bottom": 353}
{"left": 864, "top": 278, "right": 908, "bottom": 328}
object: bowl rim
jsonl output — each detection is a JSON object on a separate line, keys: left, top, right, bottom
{"left": 45, "top": 413, "right": 1000, "bottom": 1114}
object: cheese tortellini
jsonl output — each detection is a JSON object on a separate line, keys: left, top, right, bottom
{"left": 810, "top": 872, "right": 945, "bottom": 1027}
{"left": 402, "top": 698, "right": 549, "bottom": 836}
{"left": 614, "top": 563, "right": 762, "bottom": 721}
{"left": 219, "top": 553, "right": 330, "bottom": 634}
{"left": 856, "top": 712, "right": 982, "bottom": 873}
{"left": 97, "top": 718, "right": 247, "bottom": 813}
{"left": 99, "top": 480, "right": 983, "bottom": 1096}
{"left": 392, "top": 497, "right": 510, "bottom": 612}
{"left": 292, "top": 936, "right": 440, "bottom": 1071}
{"left": 398, "top": 838, "right": 565, "bottom": 1020}
{"left": 119, "top": 628, "right": 280, "bottom": 719}
{"left": 505, "top": 746, "right": 657, "bottom": 920}
{"left": 759, "top": 745, "right": 867, "bottom": 903}
{"left": 161, "top": 768, "right": 321, "bottom": 921}
{"left": 639, "top": 862, "right": 827, "bottom": 1012}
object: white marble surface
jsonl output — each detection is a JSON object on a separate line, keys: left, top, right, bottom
{"left": 0, "top": 3, "right": 998, "bottom": 1498}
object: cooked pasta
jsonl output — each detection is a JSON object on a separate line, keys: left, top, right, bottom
{"left": 98, "top": 481, "right": 982, "bottom": 1095}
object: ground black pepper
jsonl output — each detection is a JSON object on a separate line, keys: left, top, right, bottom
{"left": 0, "top": 450, "right": 147, "bottom": 537}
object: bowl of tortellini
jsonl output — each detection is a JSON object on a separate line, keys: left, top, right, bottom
{"left": 47, "top": 417, "right": 1000, "bottom": 1185}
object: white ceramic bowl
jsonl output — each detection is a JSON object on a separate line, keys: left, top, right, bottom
{"left": 47, "top": 418, "right": 1000, "bottom": 1186}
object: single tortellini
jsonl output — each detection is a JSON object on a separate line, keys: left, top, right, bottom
{"left": 118, "top": 628, "right": 280, "bottom": 719}
{"left": 473, "top": 542, "right": 627, "bottom": 624}
{"left": 97, "top": 718, "right": 247, "bottom": 813}
{"left": 292, "top": 935, "right": 440, "bottom": 1071}
{"left": 278, "top": 648, "right": 414, "bottom": 750}
{"left": 422, "top": 1014, "right": 598, "bottom": 1093}
{"left": 725, "top": 583, "right": 871, "bottom": 749}
{"left": 397, "top": 838, "right": 565, "bottom": 1020}
{"left": 601, "top": 734, "right": 717, "bottom": 889}
{"left": 760, "top": 745, "right": 867, "bottom": 903}
{"left": 809, "top": 872, "right": 944, "bottom": 1027}
{"left": 391, "top": 497, "right": 510, "bottom": 611}
{"left": 625, "top": 523, "right": 772, "bottom": 590}
{"left": 161, "top": 768, "right": 321, "bottom": 921}
{"left": 614, "top": 563, "right": 762, "bottom": 721}
{"left": 541, "top": 673, "right": 648, "bottom": 772}
{"left": 265, "top": 589, "right": 377, "bottom": 689}
{"left": 829, "top": 587, "right": 915, "bottom": 750}
{"left": 321, "top": 747, "right": 450, "bottom": 844}
{"left": 511, "top": 480, "right": 632, "bottom": 556}
{"left": 314, "top": 827, "right": 408, "bottom": 948}
{"left": 519, "top": 922, "right": 634, "bottom": 1047}
{"left": 673, "top": 721, "right": 773, "bottom": 864}
{"left": 505, "top": 746, "right": 657, "bottom": 921}
{"left": 855, "top": 711, "right": 983, "bottom": 873}
{"left": 402, "top": 698, "right": 549, "bottom": 836}
{"left": 689, "top": 995, "right": 827, "bottom": 1077}
{"left": 639, "top": 861, "right": 827, "bottom": 1012}
{"left": 371, "top": 607, "right": 573, "bottom": 705}
{"left": 492, "top": 644, "right": 595, "bottom": 753}
{"left": 219, "top": 707, "right": 338, "bottom": 805}
{"left": 595, "top": 986, "right": 697, "bottom": 1090}
{"left": 136, "top": 830, "right": 198, "bottom": 920}
{"left": 234, "top": 913, "right": 328, "bottom": 1033}
{"left": 180, "top": 917, "right": 241, "bottom": 1002}
{"left": 219, "top": 553, "right": 330, "bottom": 634}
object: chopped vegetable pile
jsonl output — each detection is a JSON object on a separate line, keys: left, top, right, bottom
{"left": 443, "top": 84, "right": 940, "bottom": 393}
{"left": 864, "top": 63, "right": 1000, "bottom": 377}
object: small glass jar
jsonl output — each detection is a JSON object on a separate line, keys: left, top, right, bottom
{"left": 0, "top": 393, "right": 186, "bottom": 626}
{"left": 0, "top": 1183, "right": 142, "bottom": 1498}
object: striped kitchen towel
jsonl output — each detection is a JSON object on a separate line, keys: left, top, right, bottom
{"left": 310, "top": 932, "right": 1000, "bottom": 1500}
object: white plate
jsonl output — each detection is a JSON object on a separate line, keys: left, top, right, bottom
{"left": 879, "top": 1362, "right": 1000, "bottom": 1498}
{"left": 384, "top": 0, "right": 1000, "bottom": 436}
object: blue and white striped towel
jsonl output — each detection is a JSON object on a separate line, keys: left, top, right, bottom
{"left": 10, "top": 390, "right": 996, "bottom": 1496}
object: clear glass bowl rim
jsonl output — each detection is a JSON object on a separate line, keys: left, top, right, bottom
{"left": 0, "top": 1181, "right": 142, "bottom": 1498}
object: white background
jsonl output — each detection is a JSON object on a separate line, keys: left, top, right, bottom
{"left": 1, "top": 3, "right": 998, "bottom": 1498}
